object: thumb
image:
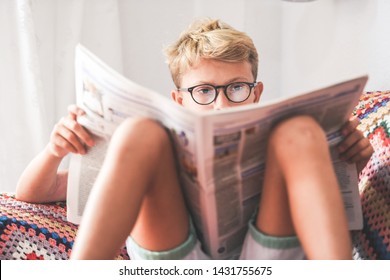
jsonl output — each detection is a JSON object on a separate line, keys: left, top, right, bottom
{"left": 68, "top": 104, "right": 85, "bottom": 120}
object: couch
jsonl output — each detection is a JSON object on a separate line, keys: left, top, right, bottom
{"left": 1, "top": 91, "right": 389, "bottom": 260}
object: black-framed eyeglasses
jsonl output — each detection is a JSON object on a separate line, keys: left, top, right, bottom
{"left": 178, "top": 82, "right": 258, "bottom": 105}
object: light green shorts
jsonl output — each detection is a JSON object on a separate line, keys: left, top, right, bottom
{"left": 126, "top": 218, "right": 305, "bottom": 260}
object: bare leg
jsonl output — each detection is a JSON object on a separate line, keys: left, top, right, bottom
{"left": 71, "top": 118, "right": 189, "bottom": 259}
{"left": 256, "top": 116, "right": 352, "bottom": 259}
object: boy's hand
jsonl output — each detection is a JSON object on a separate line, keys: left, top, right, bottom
{"left": 337, "top": 117, "right": 374, "bottom": 173}
{"left": 48, "top": 105, "right": 95, "bottom": 158}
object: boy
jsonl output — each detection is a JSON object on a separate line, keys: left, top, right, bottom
{"left": 16, "top": 19, "right": 373, "bottom": 259}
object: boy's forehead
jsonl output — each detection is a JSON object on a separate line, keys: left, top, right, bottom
{"left": 181, "top": 59, "right": 254, "bottom": 86}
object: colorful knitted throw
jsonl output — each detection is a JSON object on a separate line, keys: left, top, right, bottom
{"left": 352, "top": 91, "right": 390, "bottom": 259}
{"left": 0, "top": 195, "right": 129, "bottom": 260}
{"left": 0, "top": 91, "right": 389, "bottom": 260}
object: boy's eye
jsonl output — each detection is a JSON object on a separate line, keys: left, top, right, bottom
{"left": 230, "top": 83, "right": 245, "bottom": 92}
{"left": 195, "top": 86, "right": 214, "bottom": 95}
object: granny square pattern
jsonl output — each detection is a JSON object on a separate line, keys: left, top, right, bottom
{"left": 352, "top": 91, "right": 390, "bottom": 259}
{"left": 0, "top": 195, "right": 129, "bottom": 260}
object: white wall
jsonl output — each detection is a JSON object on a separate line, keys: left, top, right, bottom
{"left": 366, "top": 0, "right": 390, "bottom": 91}
{"left": 281, "top": 0, "right": 378, "bottom": 96}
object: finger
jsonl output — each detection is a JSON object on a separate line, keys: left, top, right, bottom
{"left": 62, "top": 117, "right": 95, "bottom": 147}
{"left": 55, "top": 124, "right": 86, "bottom": 154}
{"left": 355, "top": 145, "right": 374, "bottom": 173}
{"left": 339, "top": 137, "right": 371, "bottom": 163}
{"left": 341, "top": 118, "right": 360, "bottom": 137}
{"left": 51, "top": 131, "right": 78, "bottom": 155}
{"left": 338, "top": 129, "right": 364, "bottom": 154}
{"left": 348, "top": 144, "right": 374, "bottom": 162}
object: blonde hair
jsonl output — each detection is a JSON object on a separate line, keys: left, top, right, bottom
{"left": 164, "top": 18, "right": 259, "bottom": 88}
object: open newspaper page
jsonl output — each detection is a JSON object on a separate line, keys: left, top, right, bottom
{"left": 67, "top": 45, "right": 199, "bottom": 224}
{"left": 190, "top": 76, "right": 367, "bottom": 259}
{"left": 67, "top": 44, "right": 367, "bottom": 260}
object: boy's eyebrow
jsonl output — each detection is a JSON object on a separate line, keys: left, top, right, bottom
{"left": 197, "top": 77, "right": 253, "bottom": 85}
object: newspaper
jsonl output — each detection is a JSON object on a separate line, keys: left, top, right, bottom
{"left": 67, "top": 44, "right": 367, "bottom": 259}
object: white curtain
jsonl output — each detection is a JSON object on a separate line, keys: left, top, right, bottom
{"left": 0, "top": 0, "right": 124, "bottom": 192}
{"left": 0, "top": 0, "right": 388, "bottom": 192}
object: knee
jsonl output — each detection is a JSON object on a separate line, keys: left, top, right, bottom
{"left": 269, "top": 115, "right": 327, "bottom": 154}
{"left": 111, "top": 117, "right": 172, "bottom": 158}
{"left": 119, "top": 117, "right": 167, "bottom": 138}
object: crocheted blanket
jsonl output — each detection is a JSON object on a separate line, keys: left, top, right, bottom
{"left": 0, "top": 196, "right": 129, "bottom": 260}
{"left": 352, "top": 91, "right": 390, "bottom": 259}
{"left": 0, "top": 91, "right": 389, "bottom": 260}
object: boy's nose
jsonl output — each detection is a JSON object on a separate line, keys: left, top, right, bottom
{"left": 213, "top": 89, "right": 230, "bottom": 110}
